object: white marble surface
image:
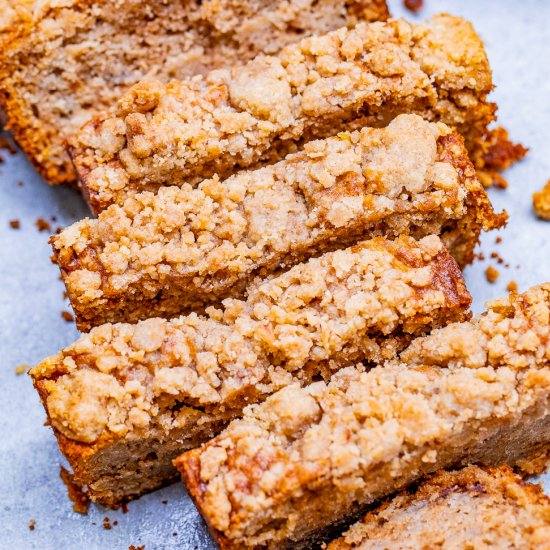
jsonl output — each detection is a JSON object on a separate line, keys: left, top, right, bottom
{"left": 0, "top": 0, "right": 549, "bottom": 548}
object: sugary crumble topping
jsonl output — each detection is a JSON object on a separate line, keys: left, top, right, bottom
{"left": 32, "top": 235, "right": 470, "bottom": 445}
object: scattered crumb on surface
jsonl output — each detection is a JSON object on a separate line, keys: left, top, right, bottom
{"left": 59, "top": 466, "right": 90, "bottom": 514}
{"left": 121, "top": 503, "right": 129, "bottom": 514}
{"left": 15, "top": 364, "right": 29, "bottom": 375}
{"left": 0, "top": 135, "right": 18, "bottom": 155}
{"left": 477, "top": 127, "right": 528, "bottom": 188}
{"left": 474, "top": 252, "right": 486, "bottom": 261}
{"left": 485, "top": 265, "right": 500, "bottom": 283}
{"left": 495, "top": 236, "right": 502, "bottom": 244}
{"left": 161, "top": 500, "right": 168, "bottom": 505}
{"left": 129, "top": 546, "right": 145, "bottom": 550}
{"left": 404, "top": 0, "right": 423, "bottom": 11}
{"left": 28, "top": 519, "right": 36, "bottom": 531}
{"left": 35, "top": 218, "right": 51, "bottom": 232}
{"left": 103, "top": 517, "right": 112, "bottom": 530}
{"left": 533, "top": 180, "right": 550, "bottom": 220}
{"left": 507, "top": 281, "right": 518, "bottom": 293}
{"left": 9, "top": 219, "right": 20, "bottom": 229}
{"left": 61, "top": 310, "right": 74, "bottom": 323}
{"left": 490, "top": 251, "right": 506, "bottom": 265}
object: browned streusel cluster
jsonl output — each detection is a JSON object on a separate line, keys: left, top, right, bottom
{"left": 328, "top": 465, "right": 550, "bottom": 549}
{"left": 0, "top": 0, "right": 389, "bottom": 184}
{"left": 31, "top": 234, "right": 471, "bottom": 506}
{"left": 69, "top": 14, "right": 495, "bottom": 212}
{"left": 53, "top": 115, "right": 503, "bottom": 330}
{"left": 533, "top": 180, "right": 550, "bottom": 220}
{"left": 177, "top": 285, "right": 550, "bottom": 549}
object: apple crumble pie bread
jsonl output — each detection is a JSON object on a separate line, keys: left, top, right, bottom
{"left": 69, "top": 14, "right": 496, "bottom": 213}
{"left": 177, "top": 284, "right": 550, "bottom": 549}
{"left": 30, "top": 235, "right": 471, "bottom": 507}
{"left": 0, "top": 0, "right": 389, "bottom": 185}
{"left": 53, "top": 115, "right": 503, "bottom": 330}
{"left": 327, "top": 465, "right": 550, "bottom": 549}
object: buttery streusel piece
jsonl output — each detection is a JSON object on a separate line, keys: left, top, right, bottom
{"left": 54, "top": 115, "right": 502, "bottom": 330}
{"left": 177, "top": 284, "right": 550, "bottom": 550}
{"left": 69, "top": 14, "right": 496, "bottom": 212}
{"left": 0, "top": 0, "right": 388, "bottom": 184}
{"left": 31, "top": 235, "right": 471, "bottom": 507}
{"left": 327, "top": 465, "right": 550, "bottom": 550}
{"left": 533, "top": 180, "right": 550, "bottom": 221}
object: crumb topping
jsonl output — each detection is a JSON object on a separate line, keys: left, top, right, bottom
{"left": 507, "top": 280, "right": 518, "bottom": 293}
{"left": 485, "top": 265, "right": 500, "bottom": 283}
{"left": 533, "top": 180, "right": 550, "bottom": 221}
{"left": 54, "top": 115, "right": 498, "bottom": 329}
{"left": 32, "top": 235, "right": 470, "bottom": 445}
{"left": 69, "top": 14, "right": 494, "bottom": 212}
{"left": 177, "top": 285, "right": 549, "bottom": 545}
{"left": 474, "top": 126, "right": 528, "bottom": 189}
{"left": 400, "top": 284, "right": 550, "bottom": 370}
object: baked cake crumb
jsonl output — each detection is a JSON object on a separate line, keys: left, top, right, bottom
{"left": 15, "top": 364, "right": 29, "bottom": 375}
{"left": 533, "top": 180, "right": 550, "bottom": 220}
{"left": 103, "top": 517, "right": 112, "bottom": 530}
{"left": 507, "top": 280, "right": 519, "bottom": 293}
{"left": 61, "top": 311, "right": 74, "bottom": 323}
{"left": 9, "top": 219, "right": 20, "bottom": 229}
{"left": 35, "top": 218, "right": 51, "bottom": 232}
{"left": 404, "top": 0, "right": 423, "bottom": 12}
{"left": 28, "top": 519, "right": 35, "bottom": 531}
{"left": 485, "top": 265, "right": 500, "bottom": 283}
{"left": 476, "top": 127, "right": 528, "bottom": 188}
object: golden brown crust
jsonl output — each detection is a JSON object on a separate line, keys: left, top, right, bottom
{"left": 0, "top": 0, "right": 388, "bottom": 185}
{"left": 328, "top": 465, "right": 550, "bottom": 549}
{"left": 31, "top": 235, "right": 471, "bottom": 506}
{"left": 53, "top": 116, "right": 502, "bottom": 330}
{"left": 69, "top": 14, "right": 495, "bottom": 211}
{"left": 176, "top": 284, "right": 550, "bottom": 549}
